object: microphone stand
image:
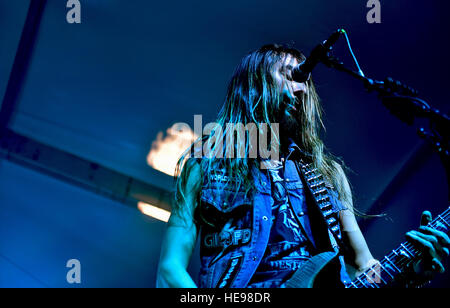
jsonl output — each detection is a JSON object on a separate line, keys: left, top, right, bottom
{"left": 319, "top": 55, "right": 450, "bottom": 194}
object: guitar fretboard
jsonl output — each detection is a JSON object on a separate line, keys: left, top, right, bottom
{"left": 346, "top": 206, "right": 450, "bottom": 288}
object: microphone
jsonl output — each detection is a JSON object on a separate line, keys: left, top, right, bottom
{"left": 292, "top": 29, "right": 345, "bottom": 83}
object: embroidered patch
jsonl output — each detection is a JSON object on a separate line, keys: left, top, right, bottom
{"left": 209, "top": 173, "right": 231, "bottom": 182}
{"left": 204, "top": 229, "right": 251, "bottom": 249}
{"left": 216, "top": 255, "right": 243, "bottom": 288}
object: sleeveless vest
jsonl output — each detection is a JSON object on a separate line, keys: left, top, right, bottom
{"left": 196, "top": 145, "right": 350, "bottom": 288}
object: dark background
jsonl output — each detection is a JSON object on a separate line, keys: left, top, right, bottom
{"left": 0, "top": 0, "right": 448, "bottom": 287}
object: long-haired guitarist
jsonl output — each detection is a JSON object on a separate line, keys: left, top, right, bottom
{"left": 157, "top": 44, "right": 449, "bottom": 288}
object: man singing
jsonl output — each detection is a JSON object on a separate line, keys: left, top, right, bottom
{"left": 157, "top": 44, "right": 449, "bottom": 288}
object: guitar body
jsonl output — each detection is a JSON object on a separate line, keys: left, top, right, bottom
{"left": 285, "top": 251, "right": 345, "bottom": 288}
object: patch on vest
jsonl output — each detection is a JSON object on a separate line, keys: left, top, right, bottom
{"left": 217, "top": 255, "right": 243, "bottom": 288}
{"left": 204, "top": 229, "right": 251, "bottom": 249}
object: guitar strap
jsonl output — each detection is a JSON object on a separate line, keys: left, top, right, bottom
{"left": 295, "top": 160, "right": 345, "bottom": 252}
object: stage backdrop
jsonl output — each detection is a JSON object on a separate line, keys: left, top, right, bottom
{"left": 0, "top": 0, "right": 448, "bottom": 287}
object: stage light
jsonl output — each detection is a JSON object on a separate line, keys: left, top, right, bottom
{"left": 137, "top": 201, "right": 171, "bottom": 223}
{"left": 147, "top": 123, "right": 198, "bottom": 176}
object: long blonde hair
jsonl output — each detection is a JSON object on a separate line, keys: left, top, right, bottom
{"left": 174, "top": 44, "right": 352, "bottom": 225}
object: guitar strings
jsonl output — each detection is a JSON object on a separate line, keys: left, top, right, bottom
{"left": 349, "top": 207, "right": 450, "bottom": 288}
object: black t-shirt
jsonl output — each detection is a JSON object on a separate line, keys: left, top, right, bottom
{"left": 247, "top": 162, "right": 316, "bottom": 288}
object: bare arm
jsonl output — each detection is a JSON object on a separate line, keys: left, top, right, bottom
{"left": 334, "top": 163, "right": 377, "bottom": 274}
{"left": 157, "top": 160, "right": 201, "bottom": 288}
{"left": 340, "top": 208, "right": 378, "bottom": 274}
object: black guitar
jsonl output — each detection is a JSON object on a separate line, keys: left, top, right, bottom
{"left": 286, "top": 206, "right": 450, "bottom": 288}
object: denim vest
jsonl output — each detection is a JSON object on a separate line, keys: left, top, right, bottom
{"left": 197, "top": 157, "right": 348, "bottom": 288}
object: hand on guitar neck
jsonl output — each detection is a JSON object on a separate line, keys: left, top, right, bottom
{"left": 346, "top": 209, "right": 450, "bottom": 288}
{"left": 403, "top": 210, "right": 450, "bottom": 285}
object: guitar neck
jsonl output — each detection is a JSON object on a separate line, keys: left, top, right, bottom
{"left": 346, "top": 206, "right": 450, "bottom": 288}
